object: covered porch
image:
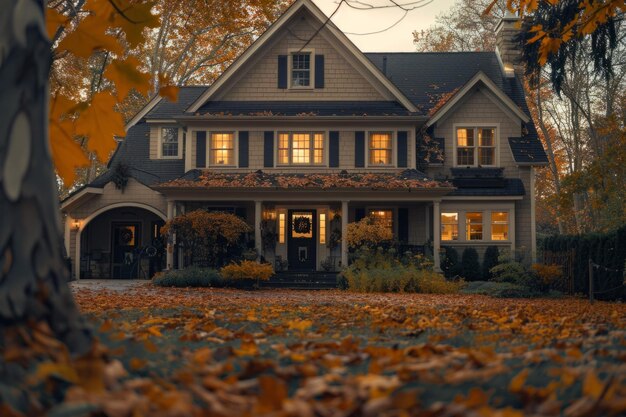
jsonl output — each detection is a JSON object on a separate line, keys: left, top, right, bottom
{"left": 154, "top": 170, "right": 454, "bottom": 272}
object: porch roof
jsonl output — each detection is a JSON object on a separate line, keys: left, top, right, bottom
{"left": 154, "top": 169, "right": 453, "bottom": 192}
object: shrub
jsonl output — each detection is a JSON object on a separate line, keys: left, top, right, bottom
{"left": 341, "top": 264, "right": 462, "bottom": 294}
{"left": 441, "top": 246, "right": 461, "bottom": 278}
{"left": 153, "top": 267, "right": 222, "bottom": 287}
{"left": 532, "top": 263, "right": 563, "bottom": 291}
{"left": 482, "top": 246, "right": 500, "bottom": 280}
{"left": 460, "top": 248, "right": 481, "bottom": 281}
{"left": 489, "top": 259, "right": 534, "bottom": 287}
{"left": 220, "top": 260, "right": 274, "bottom": 281}
{"left": 161, "top": 210, "right": 252, "bottom": 268}
{"left": 461, "top": 281, "right": 560, "bottom": 298}
{"left": 345, "top": 216, "right": 394, "bottom": 250}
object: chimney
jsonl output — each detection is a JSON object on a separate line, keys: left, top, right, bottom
{"left": 495, "top": 11, "right": 521, "bottom": 78}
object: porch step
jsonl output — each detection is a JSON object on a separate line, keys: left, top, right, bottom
{"left": 261, "top": 272, "right": 339, "bottom": 289}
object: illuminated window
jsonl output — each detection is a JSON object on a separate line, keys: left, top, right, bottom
{"left": 278, "top": 132, "right": 324, "bottom": 165}
{"left": 466, "top": 212, "right": 483, "bottom": 240}
{"left": 291, "top": 53, "right": 311, "bottom": 87}
{"left": 456, "top": 127, "right": 496, "bottom": 166}
{"left": 278, "top": 213, "right": 285, "bottom": 244}
{"left": 441, "top": 212, "right": 459, "bottom": 241}
{"left": 161, "top": 127, "right": 179, "bottom": 157}
{"left": 369, "top": 209, "right": 393, "bottom": 234}
{"left": 369, "top": 132, "right": 392, "bottom": 165}
{"left": 491, "top": 212, "right": 509, "bottom": 240}
{"left": 209, "top": 132, "right": 234, "bottom": 165}
{"left": 319, "top": 213, "right": 326, "bottom": 244}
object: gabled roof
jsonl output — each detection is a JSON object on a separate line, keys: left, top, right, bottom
{"left": 424, "top": 71, "right": 530, "bottom": 127}
{"left": 186, "top": 0, "right": 417, "bottom": 113}
{"left": 195, "top": 101, "right": 411, "bottom": 116}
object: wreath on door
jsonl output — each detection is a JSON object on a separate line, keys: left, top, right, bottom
{"left": 293, "top": 216, "right": 312, "bottom": 234}
{"left": 119, "top": 228, "right": 134, "bottom": 244}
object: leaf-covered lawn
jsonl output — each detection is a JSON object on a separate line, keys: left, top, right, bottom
{"left": 66, "top": 285, "right": 626, "bottom": 416}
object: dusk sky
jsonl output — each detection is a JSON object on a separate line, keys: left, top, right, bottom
{"left": 312, "top": 0, "right": 457, "bottom": 51}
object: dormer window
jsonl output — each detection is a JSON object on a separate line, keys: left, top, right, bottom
{"left": 159, "top": 127, "right": 182, "bottom": 158}
{"left": 455, "top": 127, "right": 497, "bottom": 167}
{"left": 290, "top": 52, "right": 312, "bottom": 88}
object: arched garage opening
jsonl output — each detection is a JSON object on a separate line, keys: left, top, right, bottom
{"left": 77, "top": 204, "right": 166, "bottom": 279}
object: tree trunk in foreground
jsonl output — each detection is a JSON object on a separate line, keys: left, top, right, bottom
{"left": 0, "top": 0, "right": 91, "bottom": 368}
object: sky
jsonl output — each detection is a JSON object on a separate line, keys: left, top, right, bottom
{"left": 311, "top": 0, "right": 457, "bottom": 52}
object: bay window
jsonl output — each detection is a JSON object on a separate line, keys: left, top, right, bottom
{"left": 466, "top": 212, "right": 483, "bottom": 240}
{"left": 456, "top": 127, "right": 496, "bottom": 166}
{"left": 369, "top": 132, "right": 393, "bottom": 165}
{"left": 491, "top": 211, "right": 509, "bottom": 240}
{"left": 441, "top": 212, "right": 459, "bottom": 241}
{"left": 278, "top": 132, "right": 324, "bottom": 165}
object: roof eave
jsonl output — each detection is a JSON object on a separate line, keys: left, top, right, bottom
{"left": 173, "top": 115, "right": 427, "bottom": 122}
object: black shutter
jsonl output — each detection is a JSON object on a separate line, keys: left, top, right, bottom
{"left": 196, "top": 131, "right": 206, "bottom": 168}
{"left": 234, "top": 207, "right": 247, "bottom": 220}
{"left": 355, "top": 131, "right": 365, "bottom": 167}
{"left": 277, "top": 55, "right": 288, "bottom": 89}
{"left": 398, "top": 208, "right": 409, "bottom": 243}
{"left": 355, "top": 208, "right": 366, "bottom": 222}
{"left": 397, "top": 131, "right": 408, "bottom": 167}
{"left": 315, "top": 55, "right": 325, "bottom": 88}
{"left": 238, "top": 131, "right": 249, "bottom": 168}
{"left": 329, "top": 131, "right": 339, "bottom": 167}
{"left": 264, "top": 131, "right": 274, "bottom": 167}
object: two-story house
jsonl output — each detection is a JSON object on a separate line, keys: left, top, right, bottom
{"left": 60, "top": 0, "right": 547, "bottom": 280}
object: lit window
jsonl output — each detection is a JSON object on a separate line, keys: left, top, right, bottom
{"left": 491, "top": 211, "right": 509, "bottom": 240}
{"left": 456, "top": 127, "right": 496, "bottom": 166}
{"left": 209, "top": 132, "right": 234, "bottom": 165}
{"left": 369, "top": 132, "right": 392, "bottom": 165}
{"left": 291, "top": 53, "right": 311, "bottom": 87}
{"left": 277, "top": 132, "right": 324, "bottom": 165}
{"left": 466, "top": 212, "right": 483, "bottom": 240}
{"left": 278, "top": 213, "right": 285, "bottom": 244}
{"left": 369, "top": 209, "right": 393, "bottom": 234}
{"left": 441, "top": 212, "right": 459, "bottom": 241}
{"left": 319, "top": 213, "right": 326, "bottom": 244}
{"left": 161, "top": 127, "right": 179, "bottom": 157}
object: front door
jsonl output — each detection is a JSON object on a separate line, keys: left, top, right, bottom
{"left": 111, "top": 222, "right": 141, "bottom": 278}
{"left": 288, "top": 210, "right": 316, "bottom": 271}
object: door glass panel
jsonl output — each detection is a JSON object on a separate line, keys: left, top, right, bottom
{"left": 291, "top": 212, "right": 313, "bottom": 238}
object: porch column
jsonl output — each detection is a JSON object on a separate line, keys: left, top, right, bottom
{"left": 166, "top": 200, "right": 174, "bottom": 270}
{"left": 254, "top": 200, "right": 262, "bottom": 260}
{"left": 433, "top": 201, "right": 442, "bottom": 272}
{"left": 341, "top": 200, "right": 349, "bottom": 268}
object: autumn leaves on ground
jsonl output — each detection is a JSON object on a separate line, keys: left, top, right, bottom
{"left": 20, "top": 284, "right": 626, "bottom": 417}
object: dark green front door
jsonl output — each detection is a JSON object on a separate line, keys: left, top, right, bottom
{"left": 288, "top": 210, "right": 316, "bottom": 271}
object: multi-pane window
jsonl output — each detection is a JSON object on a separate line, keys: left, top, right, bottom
{"left": 491, "top": 211, "right": 509, "bottom": 240}
{"left": 369, "top": 132, "right": 392, "bottom": 165}
{"left": 161, "top": 127, "right": 179, "bottom": 157}
{"left": 291, "top": 53, "right": 311, "bottom": 87}
{"left": 456, "top": 127, "right": 496, "bottom": 166}
{"left": 466, "top": 212, "right": 483, "bottom": 240}
{"left": 209, "top": 132, "right": 234, "bottom": 165}
{"left": 441, "top": 212, "right": 459, "bottom": 241}
{"left": 278, "top": 213, "right": 286, "bottom": 244}
{"left": 369, "top": 209, "right": 393, "bottom": 234}
{"left": 278, "top": 132, "right": 324, "bottom": 165}
{"left": 319, "top": 213, "right": 326, "bottom": 244}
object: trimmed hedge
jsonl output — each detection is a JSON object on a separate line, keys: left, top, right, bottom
{"left": 482, "top": 246, "right": 500, "bottom": 280}
{"left": 460, "top": 248, "right": 481, "bottom": 281}
{"left": 540, "top": 226, "right": 626, "bottom": 300}
{"left": 153, "top": 267, "right": 223, "bottom": 287}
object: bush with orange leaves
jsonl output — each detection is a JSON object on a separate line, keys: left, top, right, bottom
{"left": 161, "top": 210, "right": 252, "bottom": 268}
{"left": 345, "top": 215, "right": 394, "bottom": 250}
{"left": 220, "top": 260, "right": 274, "bottom": 282}
{"left": 532, "top": 263, "right": 563, "bottom": 291}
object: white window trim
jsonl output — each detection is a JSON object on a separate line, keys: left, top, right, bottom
{"left": 158, "top": 126, "right": 183, "bottom": 159}
{"left": 441, "top": 212, "right": 459, "bottom": 242}
{"left": 439, "top": 208, "right": 513, "bottom": 244}
{"left": 206, "top": 131, "right": 238, "bottom": 168}
{"left": 366, "top": 130, "right": 397, "bottom": 168}
{"left": 275, "top": 130, "right": 327, "bottom": 167}
{"left": 288, "top": 48, "right": 315, "bottom": 90}
{"left": 452, "top": 124, "right": 500, "bottom": 167}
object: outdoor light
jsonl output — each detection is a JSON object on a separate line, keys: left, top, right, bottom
{"left": 73, "top": 219, "right": 81, "bottom": 231}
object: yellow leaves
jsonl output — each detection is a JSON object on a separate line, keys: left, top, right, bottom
{"left": 46, "top": 8, "right": 67, "bottom": 40}
{"left": 57, "top": 15, "right": 123, "bottom": 58}
{"left": 74, "top": 92, "right": 125, "bottom": 162}
{"left": 287, "top": 319, "right": 313, "bottom": 332}
{"left": 104, "top": 57, "right": 151, "bottom": 98}
{"left": 85, "top": 0, "right": 159, "bottom": 47}
{"left": 257, "top": 375, "right": 287, "bottom": 412}
{"left": 509, "top": 369, "right": 529, "bottom": 393}
{"left": 538, "top": 36, "right": 563, "bottom": 66}
{"left": 129, "top": 357, "right": 147, "bottom": 370}
{"left": 235, "top": 335, "right": 259, "bottom": 357}
{"left": 49, "top": 95, "right": 89, "bottom": 184}
{"left": 35, "top": 362, "right": 79, "bottom": 383}
{"left": 582, "top": 370, "right": 603, "bottom": 399}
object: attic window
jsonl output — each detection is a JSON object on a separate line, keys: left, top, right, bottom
{"left": 455, "top": 127, "right": 496, "bottom": 167}
{"left": 290, "top": 52, "right": 312, "bottom": 88}
{"left": 160, "top": 127, "right": 181, "bottom": 158}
